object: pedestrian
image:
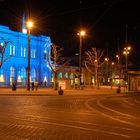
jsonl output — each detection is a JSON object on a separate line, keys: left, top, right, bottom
{"left": 44, "top": 81, "right": 47, "bottom": 87}
{"left": 35, "top": 81, "right": 38, "bottom": 91}
{"left": 31, "top": 82, "right": 34, "bottom": 91}
{"left": 12, "top": 81, "right": 16, "bottom": 91}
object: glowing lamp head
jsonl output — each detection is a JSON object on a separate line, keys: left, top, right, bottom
{"left": 80, "top": 30, "right": 86, "bottom": 36}
{"left": 77, "top": 30, "right": 86, "bottom": 37}
{"left": 127, "top": 46, "right": 131, "bottom": 50}
{"left": 27, "top": 21, "right": 33, "bottom": 29}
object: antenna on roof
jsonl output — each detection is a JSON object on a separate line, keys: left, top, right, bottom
{"left": 22, "top": 13, "right": 27, "bottom": 34}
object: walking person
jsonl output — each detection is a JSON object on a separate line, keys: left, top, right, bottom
{"left": 35, "top": 81, "right": 38, "bottom": 91}
{"left": 12, "top": 81, "right": 16, "bottom": 91}
{"left": 31, "top": 82, "right": 34, "bottom": 91}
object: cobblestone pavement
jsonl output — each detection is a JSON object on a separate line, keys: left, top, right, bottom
{"left": 0, "top": 86, "right": 118, "bottom": 95}
{"left": 0, "top": 94, "right": 140, "bottom": 140}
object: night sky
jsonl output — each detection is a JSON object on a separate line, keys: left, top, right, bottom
{"left": 0, "top": 0, "right": 140, "bottom": 65}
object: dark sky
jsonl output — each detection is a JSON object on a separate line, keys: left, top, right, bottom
{"left": 0, "top": 0, "right": 140, "bottom": 64}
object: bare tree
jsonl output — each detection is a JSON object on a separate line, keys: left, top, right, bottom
{"left": 44, "top": 43, "right": 69, "bottom": 90}
{"left": 0, "top": 37, "right": 12, "bottom": 68}
{"left": 85, "top": 48, "right": 104, "bottom": 88}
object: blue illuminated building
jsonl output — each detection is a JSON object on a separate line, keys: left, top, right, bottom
{"left": 0, "top": 24, "right": 52, "bottom": 87}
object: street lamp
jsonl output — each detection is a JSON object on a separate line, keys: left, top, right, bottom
{"left": 123, "top": 46, "right": 131, "bottom": 88}
{"left": 77, "top": 30, "right": 86, "bottom": 87}
{"left": 104, "top": 57, "right": 109, "bottom": 85}
{"left": 116, "top": 55, "right": 120, "bottom": 64}
{"left": 26, "top": 20, "right": 33, "bottom": 91}
{"left": 123, "top": 46, "right": 131, "bottom": 72}
{"left": 116, "top": 54, "right": 120, "bottom": 84}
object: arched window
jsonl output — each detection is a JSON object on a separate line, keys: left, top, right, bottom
{"left": 70, "top": 73, "right": 74, "bottom": 79}
{"left": 64, "top": 72, "right": 68, "bottom": 78}
{"left": 10, "top": 66, "right": 16, "bottom": 85}
{"left": 31, "top": 68, "right": 36, "bottom": 82}
{"left": 58, "top": 72, "right": 62, "bottom": 79}
{"left": 10, "top": 67, "right": 15, "bottom": 78}
{"left": 0, "top": 69, "right": 4, "bottom": 83}
{"left": 21, "top": 67, "right": 26, "bottom": 79}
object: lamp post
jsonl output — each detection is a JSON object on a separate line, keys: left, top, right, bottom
{"left": 116, "top": 55, "right": 119, "bottom": 64}
{"left": 123, "top": 46, "right": 131, "bottom": 73}
{"left": 123, "top": 46, "right": 131, "bottom": 89}
{"left": 77, "top": 30, "right": 86, "bottom": 87}
{"left": 116, "top": 54, "right": 120, "bottom": 84}
{"left": 104, "top": 57, "right": 109, "bottom": 85}
{"left": 26, "top": 21, "right": 33, "bottom": 91}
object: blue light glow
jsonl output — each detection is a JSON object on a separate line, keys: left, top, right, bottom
{"left": 0, "top": 24, "right": 52, "bottom": 86}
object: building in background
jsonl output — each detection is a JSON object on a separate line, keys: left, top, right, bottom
{"left": 0, "top": 24, "right": 52, "bottom": 87}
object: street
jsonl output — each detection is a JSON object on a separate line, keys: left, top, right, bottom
{"left": 0, "top": 94, "right": 140, "bottom": 140}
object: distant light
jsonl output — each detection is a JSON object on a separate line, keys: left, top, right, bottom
{"left": 75, "top": 53, "right": 79, "bottom": 56}
{"left": 104, "top": 57, "right": 109, "bottom": 61}
{"left": 22, "top": 28, "right": 27, "bottom": 34}
{"left": 128, "top": 46, "right": 131, "bottom": 50}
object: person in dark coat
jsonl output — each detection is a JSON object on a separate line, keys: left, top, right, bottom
{"left": 31, "top": 82, "right": 34, "bottom": 91}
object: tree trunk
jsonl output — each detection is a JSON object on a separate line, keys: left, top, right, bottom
{"left": 54, "top": 71, "right": 57, "bottom": 90}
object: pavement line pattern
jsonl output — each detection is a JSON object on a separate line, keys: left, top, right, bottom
{"left": 85, "top": 97, "right": 140, "bottom": 128}
{"left": 0, "top": 116, "right": 132, "bottom": 139}
{"left": 97, "top": 98, "right": 135, "bottom": 119}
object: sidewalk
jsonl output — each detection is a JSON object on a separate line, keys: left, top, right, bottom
{"left": 0, "top": 86, "right": 119, "bottom": 96}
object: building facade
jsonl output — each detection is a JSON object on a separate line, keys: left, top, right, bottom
{"left": 128, "top": 71, "right": 140, "bottom": 91}
{"left": 0, "top": 24, "right": 52, "bottom": 87}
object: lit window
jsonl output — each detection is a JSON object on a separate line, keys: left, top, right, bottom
{"left": 70, "top": 73, "right": 74, "bottom": 79}
{"left": 10, "top": 45, "right": 12, "bottom": 55}
{"left": 64, "top": 73, "right": 68, "bottom": 78}
{"left": 21, "top": 67, "right": 26, "bottom": 78}
{"left": 10, "top": 67, "right": 16, "bottom": 85}
{"left": 21, "top": 47, "right": 23, "bottom": 57}
{"left": 13, "top": 46, "right": 16, "bottom": 56}
{"left": 34, "top": 50, "right": 36, "bottom": 58}
{"left": 31, "top": 68, "right": 36, "bottom": 81}
{"left": 0, "top": 69, "right": 4, "bottom": 82}
{"left": 10, "top": 67, "right": 15, "bottom": 77}
{"left": 58, "top": 72, "right": 62, "bottom": 78}
{"left": 31, "top": 49, "right": 36, "bottom": 58}
{"left": 10, "top": 45, "right": 16, "bottom": 56}
{"left": 24, "top": 48, "right": 26, "bottom": 57}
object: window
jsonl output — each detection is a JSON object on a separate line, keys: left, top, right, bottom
{"left": 13, "top": 46, "right": 16, "bottom": 56}
{"left": 10, "top": 45, "right": 12, "bottom": 55}
{"left": 58, "top": 72, "right": 62, "bottom": 78}
{"left": 70, "top": 73, "right": 74, "bottom": 79}
{"left": 31, "top": 68, "right": 36, "bottom": 81}
{"left": 64, "top": 73, "right": 68, "bottom": 78}
{"left": 0, "top": 69, "right": 4, "bottom": 82}
{"left": 21, "top": 47, "right": 23, "bottom": 57}
{"left": 10, "top": 67, "right": 15, "bottom": 77}
{"left": 10, "top": 66, "right": 16, "bottom": 85}
{"left": 10, "top": 45, "right": 16, "bottom": 56}
{"left": 23, "top": 48, "right": 26, "bottom": 57}
{"left": 20, "top": 47, "right": 26, "bottom": 57}
{"left": 21, "top": 47, "right": 26, "bottom": 57}
{"left": 31, "top": 49, "right": 36, "bottom": 58}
